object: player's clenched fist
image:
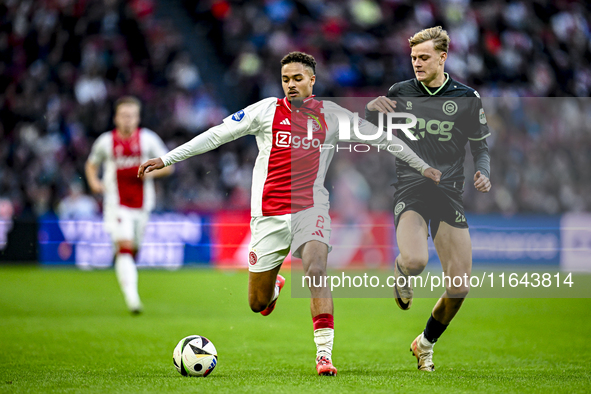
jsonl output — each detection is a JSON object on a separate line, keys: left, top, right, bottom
{"left": 138, "top": 157, "right": 165, "bottom": 178}
{"left": 423, "top": 167, "right": 441, "bottom": 185}
{"left": 474, "top": 171, "right": 491, "bottom": 192}
{"left": 367, "top": 96, "right": 397, "bottom": 113}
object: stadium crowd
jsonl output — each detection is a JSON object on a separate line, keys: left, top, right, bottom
{"left": 1, "top": 0, "right": 590, "bottom": 221}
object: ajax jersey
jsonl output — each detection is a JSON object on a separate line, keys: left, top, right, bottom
{"left": 88, "top": 128, "right": 169, "bottom": 212}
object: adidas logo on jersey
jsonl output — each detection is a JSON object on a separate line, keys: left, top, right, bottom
{"left": 312, "top": 230, "right": 324, "bottom": 238}
{"left": 280, "top": 118, "right": 290, "bottom": 125}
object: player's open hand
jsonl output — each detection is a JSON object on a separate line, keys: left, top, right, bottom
{"left": 474, "top": 171, "right": 491, "bottom": 192}
{"left": 367, "top": 96, "right": 397, "bottom": 113}
{"left": 138, "top": 158, "right": 165, "bottom": 178}
{"left": 423, "top": 167, "right": 441, "bottom": 185}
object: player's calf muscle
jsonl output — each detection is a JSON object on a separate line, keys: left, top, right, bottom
{"left": 248, "top": 289, "right": 272, "bottom": 312}
{"left": 304, "top": 265, "right": 331, "bottom": 298}
{"left": 248, "top": 272, "right": 277, "bottom": 312}
{"left": 248, "top": 299, "right": 268, "bottom": 312}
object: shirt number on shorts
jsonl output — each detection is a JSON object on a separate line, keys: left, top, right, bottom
{"left": 316, "top": 216, "right": 325, "bottom": 229}
{"left": 455, "top": 211, "right": 466, "bottom": 223}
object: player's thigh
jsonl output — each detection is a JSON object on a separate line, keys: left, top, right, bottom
{"left": 291, "top": 207, "right": 332, "bottom": 261}
{"left": 433, "top": 186, "right": 468, "bottom": 236}
{"left": 433, "top": 221, "right": 472, "bottom": 280}
{"left": 396, "top": 210, "right": 430, "bottom": 265}
{"left": 247, "top": 215, "right": 291, "bottom": 274}
{"left": 132, "top": 210, "right": 150, "bottom": 248}
{"left": 105, "top": 207, "right": 135, "bottom": 249}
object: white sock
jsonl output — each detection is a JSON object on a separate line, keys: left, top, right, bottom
{"left": 314, "top": 328, "right": 334, "bottom": 360}
{"left": 115, "top": 253, "right": 141, "bottom": 311}
{"left": 271, "top": 283, "right": 280, "bottom": 302}
{"left": 420, "top": 333, "right": 435, "bottom": 349}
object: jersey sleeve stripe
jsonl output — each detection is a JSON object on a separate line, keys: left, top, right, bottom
{"left": 468, "top": 133, "right": 491, "bottom": 141}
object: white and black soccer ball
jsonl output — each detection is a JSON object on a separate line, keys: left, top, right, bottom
{"left": 173, "top": 335, "right": 218, "bottom": 377}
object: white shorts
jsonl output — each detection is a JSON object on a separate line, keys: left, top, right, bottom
{"left": 248, "top": 206, "right": 332, "bottom": 273}
{"left": 103, "top": 206, "right": 149, "bottom": 247}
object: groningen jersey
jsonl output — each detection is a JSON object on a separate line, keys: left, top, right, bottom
{"left": 162, "top": 96, "right": 431, "bottom": 217}
{"left": 365, "top": 74, "right": 491, "bottom": 187}
{"left": 88, "top": 128, "right": 169, "bottom": 212}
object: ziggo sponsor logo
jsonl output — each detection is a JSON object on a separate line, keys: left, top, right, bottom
{"left": 114, "top": 156, "right": 142, "bottom": 169}
{"left": 275, "top": 131, "right": 322, "bottom": 150}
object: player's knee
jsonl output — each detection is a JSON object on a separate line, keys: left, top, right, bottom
{"left": 401, "top": 255, "right": 428, "bottom": 276}
{"left": 117, "top": 241, "right": 135, "bottom": 255}
{"left": 304, "top": 264, "right": 326, "bottom": 281}
{"left": 446, "top": 284, "right": 470, "bottom": 299}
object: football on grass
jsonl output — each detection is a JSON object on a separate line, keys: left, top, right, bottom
{"left": 173, "top": 335, "right": 218, "bottom": 377}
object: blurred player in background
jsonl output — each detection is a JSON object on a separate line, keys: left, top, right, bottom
{"left": 139, "top": 52, "right": 441, "bottom": 375}
{"left": 85, "top": 96, "right": 173, "bottom": 314}
{"left": 366, "top": 26, "right": 491, "bottom": 371}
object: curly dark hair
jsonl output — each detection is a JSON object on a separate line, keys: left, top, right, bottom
{"left": 280, "top": 52, "right": 316, "bottom": 75}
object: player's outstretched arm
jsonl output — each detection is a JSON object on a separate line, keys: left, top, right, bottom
{"left": 474, "top": 170, "right": 491, "bottom": 193}
{"left": 137, "top": 121, "right": 245, "bottom": 179}
{"left": 138, "top": 158, "right": 165, "bottom": 178}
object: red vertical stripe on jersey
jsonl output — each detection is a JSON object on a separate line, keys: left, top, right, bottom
{"left": 261, "top": 98, "right": 326, "bottom": 216}
{"left": 113, "top": 129, "right": 144, "bottom": 208}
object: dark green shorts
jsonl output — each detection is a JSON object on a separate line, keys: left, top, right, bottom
{"left": 393, "top": 180, "right": 468, "bottom": 239}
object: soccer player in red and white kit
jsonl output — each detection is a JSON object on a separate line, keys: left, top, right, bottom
{"left": 86, "top": 96, "right": 173, "bottom": 314}
{"left": 138, "top": 52, "right": 441, "bottom": 375}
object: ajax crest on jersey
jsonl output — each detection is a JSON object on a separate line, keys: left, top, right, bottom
{"left": 173, "top": 335, "right": 218, "bottom": 377}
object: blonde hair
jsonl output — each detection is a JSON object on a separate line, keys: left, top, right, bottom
{"left": 409, "top": 26, "right": 450, "bottom": 53}
{"left": 114, "top": 96, "right": 142, "bottom": 113}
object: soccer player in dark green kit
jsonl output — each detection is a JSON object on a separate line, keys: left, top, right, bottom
{"left": 365, "top": 26, "right": 492, "bottom": 371}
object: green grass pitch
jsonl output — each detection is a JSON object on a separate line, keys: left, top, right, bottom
{"left": 1, "top": 266, "right": 590, "bottom": 393}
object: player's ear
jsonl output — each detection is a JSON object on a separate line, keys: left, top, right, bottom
{"left": 310, "top": 74, "right": 316, "bottom": 87}
{"left": 439, "top": 52, "right": 447, "bottom": 65}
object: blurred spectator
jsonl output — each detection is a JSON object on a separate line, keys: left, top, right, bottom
{"left": 57, "top": 182, "right": 99, "bottom": 219}
{"left": 183, "top": 0, "right": 591, "bottom": 98}
{"left": 0, "top": 197, "right": 14, "bottom": 251}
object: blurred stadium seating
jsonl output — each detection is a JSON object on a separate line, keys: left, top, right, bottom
{"left": 0, "top": 0, "right": 589, "bottom": 248}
